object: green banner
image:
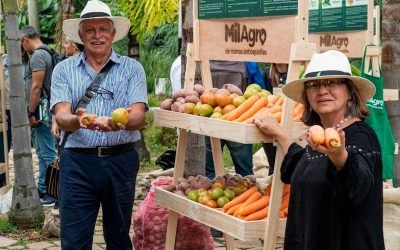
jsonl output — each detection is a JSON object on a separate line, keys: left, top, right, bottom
{"left": 309, "top": 0, "right": 368, "bottom": 32}
{"left": 198, "top": 0, "right": 298, "bottom": 19}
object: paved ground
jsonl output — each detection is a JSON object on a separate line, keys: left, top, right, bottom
{"left": 0, "top": 150, "right": 284, "bottom": 249}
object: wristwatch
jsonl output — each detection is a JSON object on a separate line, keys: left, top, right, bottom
{"left": 28, "top": 112, "right": 35, "bottom": 117}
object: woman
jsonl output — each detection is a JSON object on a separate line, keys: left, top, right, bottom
{"left": 254, "top": 50, "right": 384, "bottom": 250}
{"left": 63, "top": 36, "right": 84, "bottom": 57}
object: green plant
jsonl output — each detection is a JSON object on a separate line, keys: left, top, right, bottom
{"left": 0, "top": 216, "right": 17, "bottom": 233}
{"left": 119, "top": 0, "right": 178, "bottom": 43}
{"left": 141, "top": 110, "right": 178, "bottom": 171}
{"left": 140, "top": 23, "right": 179, "bottom": 94}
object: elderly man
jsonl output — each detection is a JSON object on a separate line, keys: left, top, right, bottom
{"left": 50, "top": 0, "right": 148, "bottom": 249}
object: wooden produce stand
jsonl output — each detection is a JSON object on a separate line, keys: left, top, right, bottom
{"left": 154, "top": 1, "right": 391, "bottom": 250}
{"left": 154, "top": 1, "right": 311, "bottom": 249}
{"left": 0, "top": 45, "right": 10, "bottom": 196}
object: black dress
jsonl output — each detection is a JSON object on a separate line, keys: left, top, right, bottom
{"left": 281, "top": 121, "right": 385, "bottom": 250}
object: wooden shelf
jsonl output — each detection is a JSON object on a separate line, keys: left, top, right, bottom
{"left": 155, "top": 187, "right": 286, "bottom": 241}
{"left": 153, "top": 109, "right": 307, "bottom": 144}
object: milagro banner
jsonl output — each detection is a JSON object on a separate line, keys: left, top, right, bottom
{"left": 195, "top": 17, "right": 296, "bottom": 63}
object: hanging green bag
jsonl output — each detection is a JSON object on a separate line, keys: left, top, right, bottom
{"left": 362, "top": 45, "right": 395, "bottom": 179}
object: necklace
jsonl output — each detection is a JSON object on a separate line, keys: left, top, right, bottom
{"left": 334, "top": 115, "right": 352, "bottom": 129}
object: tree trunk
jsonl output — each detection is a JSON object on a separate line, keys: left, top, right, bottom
{"left": 127, "top": 33, "right": 150, "bottom": 161}
{"left": 181, "top": 0, "right": 206, "bottom": 177}
{"left": 27, "top": 0, "right": 39, "bottom": 32}
{"left": 55, "top": 0, "right": 75, "bottom": 52}
{"left": 382, "top": 1, "right": 400, "bottom": 186}
{"left": 3, "top": 0, "right": 44, "bottom": 228}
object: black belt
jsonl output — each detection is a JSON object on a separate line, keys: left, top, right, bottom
{"left": 68, "top": 142, "right": 135, "bottom": 157}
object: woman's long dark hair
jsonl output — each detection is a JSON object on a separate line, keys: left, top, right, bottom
{"left": 301, "top": 79, "right": 370, "bottom": 126}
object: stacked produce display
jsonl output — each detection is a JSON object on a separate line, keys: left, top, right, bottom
{"left": 162, "top": 173, "right": 290, "bottom": 221}
{"left": 160, "top": 83, "right": 305, "bottom": 123}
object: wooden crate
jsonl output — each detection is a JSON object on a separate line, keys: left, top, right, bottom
{"left": 153, "top": 109, "right": 307, "bottom": 144}
{"left": 155, "top": 187, "right": 286, "bottom": 241}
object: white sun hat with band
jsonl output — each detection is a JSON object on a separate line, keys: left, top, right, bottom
{"left": 282, "top": 50, "right": 375, "bottom": 104}
{"left": 63, "top": 0, "right": 130, "bottom": 45}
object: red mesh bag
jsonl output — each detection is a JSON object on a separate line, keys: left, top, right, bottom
{"left": 132, "top": 176, "right": 214, "bottom": 250}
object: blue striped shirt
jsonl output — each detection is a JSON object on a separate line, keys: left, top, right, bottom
{"left": 50, "top": 51, "right": 148, "bottom": 148}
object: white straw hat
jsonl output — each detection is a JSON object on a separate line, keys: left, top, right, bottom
{"left": 63, "top": 0, "right": 130, "bottom": 45}
{"left": 282, "top": 50, "right": 375, "bottom": 104}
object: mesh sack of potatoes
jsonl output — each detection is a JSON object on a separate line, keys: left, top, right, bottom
{"left": 132, "top": 176, "right": 214, "bottom": 250}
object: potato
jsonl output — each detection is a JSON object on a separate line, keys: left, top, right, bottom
{"left": 222, "top": 83, "right": 243, "bottom": 95}
{"left": 215, "top": 88, "right": 230, "bottom": 96}
{"left": 245, "top": 175, "right": 257, "bottom": 183}
{"left": 209, "top": 87, "right": 219, "bottom": 93}
{"left": 176, "top": 97, "right": 186, "bottom": 104}
{"left": 225, "top": 180, "right": 236, "bottom": 188}
{"left": 177, "top": 177, "right": 187, "bottom": 184}
{"left": 193, "top": 84, "right": 205, "bottom": 96}
{"left": 164, "top": 185, "right": 177, "bottom": 192}
{"left": 171, "top": 102, "right": 183, "bottom": 112}
{"left": 178, "top": 182, "right": 190, "bottom": 192}
{"left": 185, "top": 95, "right": 200, "bottom": 104}
{"left": 172, "top": 89, "right": 186, "bottom": 101}
{"left": 184, "top": 89, "right": 199, "bottom": 97}
{"left": 160, "top": 98, "right": 174, "bottom": 110}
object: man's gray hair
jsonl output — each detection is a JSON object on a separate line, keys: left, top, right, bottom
{"left": 19, "top": 26, "right": 40, "bottom": 39}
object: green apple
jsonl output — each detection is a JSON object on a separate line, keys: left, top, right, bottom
{"left": 243, "top": 88, "right": 259, "bottom": 99}
{"left": 258, "top": 89, "right": 272, "bottom": 97}
{"left": 232, "top": 96, "right": 246, "bottom": 107}
{"left": 246, "top": 83, "right": 262, "bottom": 92}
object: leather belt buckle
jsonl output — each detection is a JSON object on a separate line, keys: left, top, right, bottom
{"left": 97, "top": 146, "right": 111, "bottom": 157}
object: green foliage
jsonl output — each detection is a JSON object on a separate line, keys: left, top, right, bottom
{"left": 119, "top": 0, "right": 178, "bottom": 42}
{"left": 141, "top": 110, "right": 177, "bottom": 171}
{"left": 0, "top": 216, "right": 17, "bottom": 233}
{"left": 16, "top": 0, "right": 60, "bottom": 45}
{"left": 140, "top": 23, "right": 178, "bottom": 94}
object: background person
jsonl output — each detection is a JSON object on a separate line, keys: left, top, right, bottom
{"left": 254, "top": 50, "right": 384, "bottom": 249}
{"left": 20, "top": 25, "right": 57, "bottom": 206}
{"left": 51, "top": 0, "right": 148, "bottom": 249}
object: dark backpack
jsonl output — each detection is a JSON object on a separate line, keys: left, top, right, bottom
{"left": 34, "top": 47, "right": 65, "bottom": 100}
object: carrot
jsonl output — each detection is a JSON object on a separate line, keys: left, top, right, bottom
{"left": 244, "top": 206, "right": 269, "bottom": 221}
{"left": 223, "top": 186, "right": 258, "bottom": 212}
{"left": 274, "top": 95, "right": 284, "bottom": 107}
{"left": 280, "top": 193, "right": 290, "bottom": 212}
{"left": 233, "top": 192, "right": 262, "bottom": 216}
{"left": 266, "top": 95, "right": 279, "bottom": 107}
{"left": 309, "top": 125, "right": 325, "bottom": 145}
{"left": 282, "top": 207, "right": 289, "bottom": 217}
{"left": 236, "top": 196, "right": 270, "bottom": 216}
{"left": 272, "top": 111, "right": 282, "bottom": 123}
{"left": 224, "top": 95, "right": 260, "bottom": 121}
{"left": 325, "top": 127, "right": 341, "bottom": 148}
{"left": 293, "top": 113, "right": 302, "bottom": 122}
{"left": 264, "top": 184, "right": 272, "bottom": 197}
{"left": 293, "top": 103, "right": 305, "bottom": 116}
{"left": 267, "top": 105, "right": 282, "bottom": 114}
{"left": 226, "top": 203, "right": 244, "bottom": 215}
{"left": 226, "top": 192, "right": 262, "bottom": 215}
{"left": 244, "top": 107, "right": 269, "bottom": 124}
{"left": 279, "top": 211, "right": 286, "bottom": 218}
{"left": 234, "top": 97, "right": 268, "bottom": 122}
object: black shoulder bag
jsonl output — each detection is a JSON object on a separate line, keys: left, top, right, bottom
{"left": 45, "top": 61, "right": 114, "bottom": 199}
